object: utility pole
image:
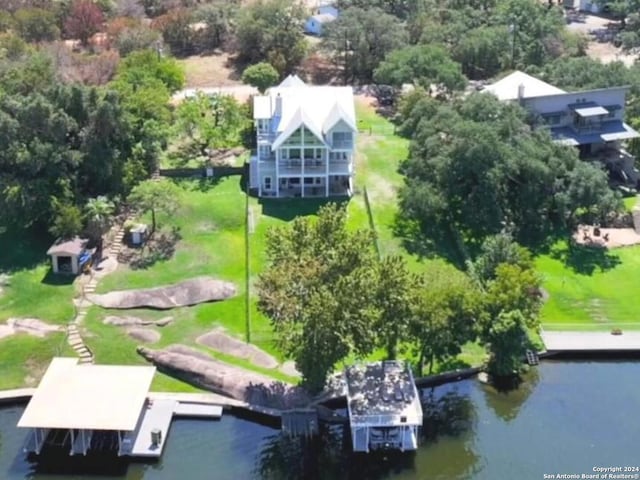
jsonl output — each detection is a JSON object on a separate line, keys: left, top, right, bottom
{"left": 344, "top": 32, "right": 349, "bottom": 86}
{"left": 509, "top": 22, "right": 517, "bottom": 69}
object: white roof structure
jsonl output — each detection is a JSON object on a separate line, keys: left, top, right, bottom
{"left": 47, "top": 237, "right": 89, "bottom": 257}
{"left": 18, "top": 358, "right": 156, "bottom": 431}
{"left": 278, "top": 74, "right": 306, "bottom": 88}
{"left": 484, "top": 70, "right": 565, "bottom": 101}
{"left": 253, "top": 76, "right": 356, "bottom": 150}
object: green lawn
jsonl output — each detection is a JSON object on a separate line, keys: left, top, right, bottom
{"left": 0, "top": 333, "right": 74, "bottom": 390}
{"left": 538, "top": 241, "right": 640, "bottom": 330}
{"left": 624, "top": 195, "right": 638, "bottom": 212}
{"left": 0, "top": 229, "right": 80, "bottom": 388}
{"left": 86, "top": 177, "right": 299, "bottom": 386}
{"left": 0, "top": 230, "right": 76, "bottom": 325}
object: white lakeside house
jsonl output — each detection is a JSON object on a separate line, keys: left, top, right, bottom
{"left": 249, "top": 75, "right": 356, "bottom": 198}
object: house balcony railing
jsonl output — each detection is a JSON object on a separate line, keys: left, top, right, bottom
{"left": 331, "top": 140, "right": 354, "bottom": 150}
{"left": 328, "top": 161, "right": 352, "bottom": 175}
{"left": 277, "top": 160, "right": 327, "bottom": 175}
{"left": 257, "top": 131, "right": 276, "bottom": 142}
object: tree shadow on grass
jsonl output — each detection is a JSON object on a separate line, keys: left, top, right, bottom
{"left": 0, "top": 227, "right": 52, "bottom": 273}
{"left": 259, "top": 197, "right": 350, "bottom": 222}
{"left": 122, "top": 226, "right": 182, "bottom": 270}
{"left": 40, "top": 269, "right": 75, "bottom": 286}
{"left": 392, "top": 215, "right": 470, "bottom": 269}
{"left": 550, "top": 240, "right": 622, "bottom": 275}
{"left": 171, "top": 176, "right": 223, "bottom": 193}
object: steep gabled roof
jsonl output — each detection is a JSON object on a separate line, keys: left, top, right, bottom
{"left": 272, "top": 107, "right": 327, "bottom": 150}
{"left": 278, "top": 74, "right": 306, "bottom": 88}
{"left": 323, "top": 101, "right": 357, "bottom": 133}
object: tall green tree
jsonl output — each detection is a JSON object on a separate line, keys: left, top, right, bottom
{"left": 480, "top": 309, "right": 529, "bottom": 377}
{"left": 127, "top": 179, "right": 181, "bottom": 237}
{"left": 257, "top": 204, "right": 378, "bottom": 392}
{"left": 374, "top": 44, "right": 467, "bottom": 94}
{"left": 49, "top": 200, "right": 83, "bottom": 239}
{"left": 196, "top": 1, "right": 238, "bottom": 51}
{"left": 242, "top": 62, "right": 279, "bottom": 94}
{"left": 323, "top": 7, "right": 406, "bottom": 83}
{"left": 84, "top": 196, "right": 115, "bottom": 252}
{"left": 235, "top": 0, "right": 307, "bottom": 76}
{"left": 372, "top": 255, "right": 418, "bottom": 360}
{"left": 399, "top": 91, "right": 621, "bottom": 252}
{"left": 409, "top": 261, "right": 480, "bottom": 375}
{"left": 174, "top": 93, "right": 249, "bottom": 154}
{"left": 13, "top": 8, "right": 59, "bottom": 43}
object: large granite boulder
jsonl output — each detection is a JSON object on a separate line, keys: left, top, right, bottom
{"left": 88, "top": 277, "right": 236, "bottom": 309}
{"left": 137, "top": 345, "right": 310, "bottom": 409}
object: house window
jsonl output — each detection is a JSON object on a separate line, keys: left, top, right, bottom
{"left": 259, "top": 145, "right": 271, "bottom": 160}
{"left": 543, "top": 114, "right": 561, "bottom": 126}
{"left": 290, "top": 178, "right": 300, "bottom": 185}
{"left": 304, "top": 177, "right": 314, "bottom": 185}
{"left": 264, "top": 177, "right": 272, "bottom": 191}
{"left": 257, "top": 119, "right": 269, "bottom": 133}
{"left": 332, "top": 131, "right": 352, "bottom": 148}
{"left": 289, "top": 148, "right": 301, "bottom": 160}
{"left": 330, "top": 152, "right": 348, "bottom": 161}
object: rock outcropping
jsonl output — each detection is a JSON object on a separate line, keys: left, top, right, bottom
{"left": 88, "top": 277, "right": 236, "bottom": 309}
{"left": 137, "top": 345, "right": 310, "bottom": 409}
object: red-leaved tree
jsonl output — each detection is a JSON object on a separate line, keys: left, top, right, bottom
{"left": 64, "top": 0, "right": 104, "bottom": 47}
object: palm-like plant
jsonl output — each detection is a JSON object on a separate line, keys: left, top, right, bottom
{"left": 84, "top": 196, "right": 115, "bottom": 254}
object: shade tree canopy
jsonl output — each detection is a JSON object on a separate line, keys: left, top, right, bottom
{"left": 398, "top": 91, "right": 621, "bottom": 253}
{"left": 374, "top": 44, "right": 467, "bottom": 94}
{"left": 323, "top": 7, "right": 406, "bottom": 83}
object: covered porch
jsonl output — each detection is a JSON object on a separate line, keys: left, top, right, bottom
{"left": 275, "top": 175, "right": 352, "bottom": 198}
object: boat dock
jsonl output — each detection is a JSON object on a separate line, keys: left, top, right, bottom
{"left": 16, "top": 358, "right": 228, "bottom": 459}
{"left": 540, "top": 330, "right": 640, "bottom": 352}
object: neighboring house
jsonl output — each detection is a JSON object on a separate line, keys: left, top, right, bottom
{"left": 249, "top": 74, "right": 356, "bottom": 198}
{"left": 484, "top": 70, "right": 640, "bottom": 185}
{"left": 563, "top": 0, "right": 603, "bottom": 13}
{"left": 304, "top": 13, "right": 337, "bottom": 36}
{"left": 304, "top": 3, "right": 338, "bottom": 36}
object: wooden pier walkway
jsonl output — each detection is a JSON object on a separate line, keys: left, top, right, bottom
{"left": 541, "top": 330, "right": 640, "bottom": 351}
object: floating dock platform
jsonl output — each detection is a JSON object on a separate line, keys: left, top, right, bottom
{"left": 541, "top": 330, "right": 640, "bottom": 352}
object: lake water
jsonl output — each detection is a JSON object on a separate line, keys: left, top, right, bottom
{"left": 1, "top": 360, "right": 639, "bottom": 480}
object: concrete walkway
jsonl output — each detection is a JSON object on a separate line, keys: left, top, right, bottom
{"left": 541, "top": 330, "right": 640, "bottom": 351}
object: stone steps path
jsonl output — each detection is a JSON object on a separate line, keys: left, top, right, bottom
{"left": 66, "top": 215, "right": 133, "bottom": 365}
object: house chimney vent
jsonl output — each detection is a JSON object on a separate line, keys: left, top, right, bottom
{"left": 517, "top": 83, "right": 525, "bottom": 102}
{"left": 275, "top": 93, "right": 283, "bottom": 117}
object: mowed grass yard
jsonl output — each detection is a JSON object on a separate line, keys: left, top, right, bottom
{"left": 87, "top": 177, "right": 299, "bottom": 390}
{"left": 538, "top": 241, "right": 640, "bottom": 330}
{"left": 0, "top": 229, "right": 78, "bottom": 389}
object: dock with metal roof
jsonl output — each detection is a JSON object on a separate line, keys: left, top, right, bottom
{"left": 16, "top": 358, "right": 224, "bottom": 459}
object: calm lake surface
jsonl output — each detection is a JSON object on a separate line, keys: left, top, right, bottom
{"left": 1, "top": 360, "right": 639, "bottom": 480}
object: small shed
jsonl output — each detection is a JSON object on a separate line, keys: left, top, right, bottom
{"left": 47, "top": 237, "right": 92, "bottom": 275}
{"left": 304, "top": 13, "right": 337, "bottom": 36}
{"left": 130, "top": 224, "right": 148, "bottom": 246}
